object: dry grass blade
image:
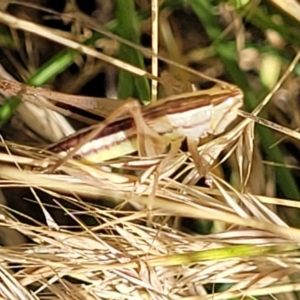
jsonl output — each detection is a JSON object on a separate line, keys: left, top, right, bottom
{"left": 1, "top": 145, "right": 300, "bottom": 238}
{"left": 0, "top": 264, "right": 36, "bottom": 300}
{"left": 270, "top": 0, "right": 300, "bottom": 22}
{"left": 0, "top": 121, "right": 300, "bottom": 298}
{"left": 0, "top": 11, "right": 155, "bottom": 80}
{"left": 0, "top": 199, "right": 298, "bottom": 299}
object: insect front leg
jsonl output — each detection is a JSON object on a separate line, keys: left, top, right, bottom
{"left": 187, "top": 137, "right": 211, "bottom": 180}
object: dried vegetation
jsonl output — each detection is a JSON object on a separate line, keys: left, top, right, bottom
{"left": 0, "top": 0, "right": 300, "bottom": 299}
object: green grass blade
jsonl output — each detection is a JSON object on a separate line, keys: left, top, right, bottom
{"left": 115, "top": 0, "right": 150, "bottom": 103}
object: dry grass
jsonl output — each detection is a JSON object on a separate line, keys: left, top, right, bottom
{"left": 0, "top": 1, "right": 300, "bottom": 299}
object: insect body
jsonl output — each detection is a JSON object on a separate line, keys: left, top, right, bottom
{"left": 49, "top": 85, "right": 243, "bottom": 164}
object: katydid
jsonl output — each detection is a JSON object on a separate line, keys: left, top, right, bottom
{"left": 0, "top": 80, "right": 243, "bottom": 171}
